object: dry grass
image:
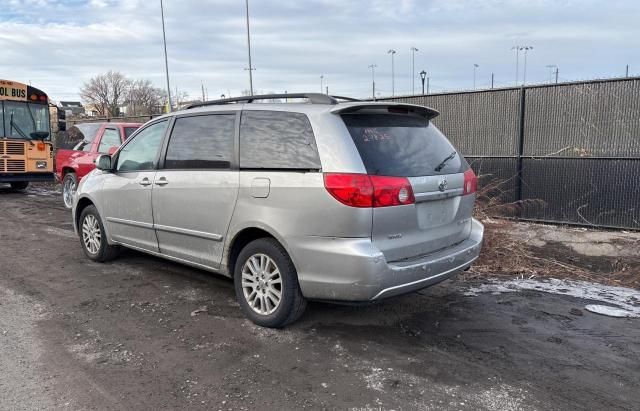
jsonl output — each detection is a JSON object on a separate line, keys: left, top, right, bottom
{"left": 464, "top": 175, "right": 640, "bottom": 289}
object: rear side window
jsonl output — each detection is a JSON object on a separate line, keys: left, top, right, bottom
{"left": 124, "top": 127, "right": 138, "bottom": 139}
{"left": 342, "top": 114, "right": 469, "bottom": 177}
{"left": 164, "top": 114, "right": 235, "bottom": 169}
{"left": 240, "top": 111, "right": 321, "bottom": 170}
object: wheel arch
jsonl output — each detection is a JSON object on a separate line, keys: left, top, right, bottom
{"left": 226, "top": 226, "right": 292, "bottom": 281}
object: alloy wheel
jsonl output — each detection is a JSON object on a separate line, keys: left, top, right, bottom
{"left": 241, "top": 253, "right": 283, "bottom": 315}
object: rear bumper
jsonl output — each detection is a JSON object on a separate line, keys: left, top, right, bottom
{"left": 292, "top": 218, "right": 484, "bottom": 302}
{"left": 0, "top": 172, "right": 55, "bottom": 183}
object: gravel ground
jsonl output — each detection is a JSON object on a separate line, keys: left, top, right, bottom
{"left": 0, "top": 184, "right": 638, "bottom": 410}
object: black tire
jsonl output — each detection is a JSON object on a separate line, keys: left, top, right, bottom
{"left": 78, "top": 205, "right": 120, "bottom": 262}
{"left": 234, "top": 238, "right": 307, "bottom": 328}
{"left": 62, "top": 172, "right": 77, "bottom": 209}
{"left": 10, "top": 182, "right": 28, "bottom": 190}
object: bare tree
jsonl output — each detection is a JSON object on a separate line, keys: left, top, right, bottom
{"left": 79, "top": 71, "right": 130, "bottom": 117}
{"left": 127, "top": 79, "right": 166, "bottom": 116}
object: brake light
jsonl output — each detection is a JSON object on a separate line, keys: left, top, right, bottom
{"left": 463, "top": 169, "right": 478, "bottom": 195}
{"left": 324, "top": 173, "right": 415, "bottom": 208}
{"left": 370, "top": 175, "right": 415, "bottom": 207}
{"left": 323, "top": 173, "right": 373, "bottom": 207}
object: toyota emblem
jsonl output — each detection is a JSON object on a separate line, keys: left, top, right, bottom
{"left": 438, "top": 179, "right": 448, "bottom": 192}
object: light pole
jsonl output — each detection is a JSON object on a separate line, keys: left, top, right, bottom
{"left": 160, "top": 0, "right": 172, "bottom": 112}
{"left": 368, "top": 64, "right": 377, "bottom": 100}
{"left": 388, "top": 49, "right": 396, "bottom": 96}
{"left": 520, "top": 46, "right": 533, "bottom": 85}
{"left": 320, "top": 75, "right": 324, "bottom": 93}
{"left": 420, "top": 70, "right": 427, "bottom": 95}
{"left": 410, "top": 46, "right": 419, "bottom": 95}
{"left": 546, "top": 65, "right": 557, "bottom": 83}
{"left": 245, "top": 0, "right": 254, "bottom": 95}
{"left": 473, "top": 64, "right": 479, "bottom": 89}
{"left": 511, "top": 45, "right": 521, "bottom": 86}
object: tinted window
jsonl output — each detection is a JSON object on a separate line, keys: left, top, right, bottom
{"left": 342, "top": 114, "right": 469, "bottom": 177}
{"left": 98, "top": 128, "right": 121, "bottom": 154}
{"left": 59, "top": 123, "right": 102, "bottom": 150}
{"left": 116, "top": 120, "right": 167, "bottom": 172}
{"left": 165, "top": 114, "right": 235, "bottom": 169}
{"left": 124, "top": 127, "right": 138, "bottom": 139}
{"left": 240, "top": 111, "right": 321, "bottom": 169}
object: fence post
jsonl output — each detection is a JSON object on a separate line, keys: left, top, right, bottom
{"left": 515, "top": 87, "right": 527, "bottom": 212}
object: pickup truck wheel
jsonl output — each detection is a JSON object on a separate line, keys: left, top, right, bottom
{"left": 234, "top": 238, "right": 307, "bottom": 328}
{"left": 62, "top": 172, "right": 77, "bottom": 209}
{"left": 10, "top": 182, "right": 28, "bottom": 190}
{"left": 79, "top": 205, "right": 119, "bottom": 262}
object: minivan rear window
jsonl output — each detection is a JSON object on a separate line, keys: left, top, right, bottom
{"left": 342, "top": 114, "right": 469, "bottom": 177}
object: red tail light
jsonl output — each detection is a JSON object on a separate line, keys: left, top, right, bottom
{"left": 463, "top": 169, "right": 478, "bottom": 195}
{"left": 324, "top": 173, "right": 415, "bottom": 208}
{"left": 370, "top": 175, "right": 415, "bottom": 207}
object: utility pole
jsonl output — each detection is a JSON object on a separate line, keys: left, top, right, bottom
{"left": 491, "top": 73, "right": 494, "bottom": 89}
{"left": 368, "top": 64, "right": 377, "bottom": 100}
{"left": 410, "top": 47, "right": 419, "bottom": 95}
{"left": 626, "top": 64, "right": 630, "bottom": 77}
{"left": 555, "top": 67, "right": 559, "bottom": 84}
{"left": 520, "top": 46, "right": 533, "bottom": 85}
{"left": 326, "top": 86, "right": 329, "bottom": 95}
{"left": 245, "top": 0, "right": 254, "bottom": 95}
{"left": 388, "top": 49, "right": 396, "bottom": 96}
{"left": 160, "top": 0, "right": 172, "bottom": 112}
{"left": 320, "top": 75, "right": 324, "bottom": 93}
{"left": 201, "top": 82, "right": 206, "bottom": 102}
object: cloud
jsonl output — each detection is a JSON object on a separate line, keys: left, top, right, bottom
{"left": 0, "top": 0, "right": 638, "bottom": 101}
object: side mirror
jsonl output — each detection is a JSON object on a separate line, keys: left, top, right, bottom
{"left": 108, "top": 146, "right": 118, "bottom": 155}
{"left": 95, "top": 154, "right": 112, "bottom": 171}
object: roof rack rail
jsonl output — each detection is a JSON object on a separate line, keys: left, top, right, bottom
{"left": 186, "top": 93, "right": 361, "bottom": 109}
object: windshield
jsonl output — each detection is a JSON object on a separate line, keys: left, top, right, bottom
{"left": 342, "top": 113, "right": 469, "bottom": 177}
{"left": 2, "top": 101, "right": 50, "bottom": 140}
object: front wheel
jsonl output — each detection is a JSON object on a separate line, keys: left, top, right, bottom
{"left": 62, "top": 172, "right": 77, "bottom": 209}
{"left": 10, "top": 182, "right": 28, "bottom": 190}
{"left": 79, "top": 205, "right": 119, "bottom": 262}
{"left": 234, "top": 238, "right": 307, "bottom": 328}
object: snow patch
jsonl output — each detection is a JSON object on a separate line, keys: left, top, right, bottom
{"left": 465, "top": 278, "right": 640, "bottom": 318}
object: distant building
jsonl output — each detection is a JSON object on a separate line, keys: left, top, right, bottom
{"left": 60, "top": 101, "right": 85, "bottom": 117}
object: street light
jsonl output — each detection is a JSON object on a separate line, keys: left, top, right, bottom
{"left": 320, "top": 75, "right": 324, "bottom": 93}
{"left": 368, "top": 64, "right": 377, "bottom": 100}
{"left": 473, "top": 64, "right": 479, "bottom": 89}
{"left": 160, "top": 0, "right": 172, "bottom": 112}
{"left": 245, "top": 0, "right": 254, "bottom": 95}
{"left": 546, "top": 65, "right": 557, "bottom": 83}
{"left": 420, "top": 70, "right": 427, "bottom": 95}
{"left": 388, "top": 49, "right": 396, "bottom": 96}
{"left": 511, "top": 45, "right": 521, "bottom": 86}
{"left": 410, "top": 46, "right": 419, "bottom": 95}
{"left": 520, "top": 46, "right": 533, "bottom": 85}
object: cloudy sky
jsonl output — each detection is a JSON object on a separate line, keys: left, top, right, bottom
{"left": 1, "top": 0, "right": 638, "bottom": 102}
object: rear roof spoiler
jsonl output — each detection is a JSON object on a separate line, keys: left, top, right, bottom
{"left": 331, "top": 103, "right": 439, "bottom": 120}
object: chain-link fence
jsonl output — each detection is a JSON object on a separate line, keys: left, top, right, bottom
{"left": 380, "top": 77, "right": 640, "bottom": 229}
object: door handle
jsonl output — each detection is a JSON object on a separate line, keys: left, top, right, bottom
{"left": 155, "top": 177, "right": 169, "bottom": 186}
{"left": 139, "top": 178, "right": 151, "bottom": 186}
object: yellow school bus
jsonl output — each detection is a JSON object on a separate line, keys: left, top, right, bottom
{"left": 0, "top": 79, "right": 54, "bottom": 189}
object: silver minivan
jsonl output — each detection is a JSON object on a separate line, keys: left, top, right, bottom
{"left": 73, "top": 93, "right": 483, "bottom": 327}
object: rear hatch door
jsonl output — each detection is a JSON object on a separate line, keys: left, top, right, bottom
{"left": 340, "top": 107, "right": 474, "bottom": 262}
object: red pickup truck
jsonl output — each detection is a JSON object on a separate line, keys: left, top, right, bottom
{"left": 56, "top": 122, "right": 141, "bottom": 208}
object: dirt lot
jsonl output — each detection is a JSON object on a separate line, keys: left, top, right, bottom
{"left": 0, "top": 184, "right": 639, "bottom": 410}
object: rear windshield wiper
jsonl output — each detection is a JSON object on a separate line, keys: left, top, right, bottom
{"left": 434, "top": 151, "right": 457, "bottom": 172}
